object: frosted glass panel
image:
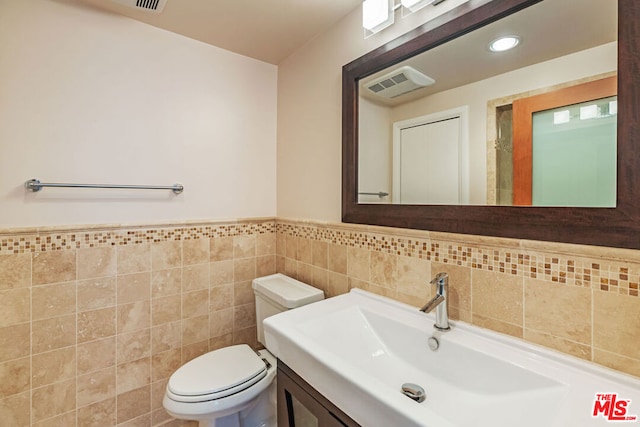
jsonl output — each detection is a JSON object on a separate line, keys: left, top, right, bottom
{"left": 532, "top": 96, "right": 617, "bottom": 207}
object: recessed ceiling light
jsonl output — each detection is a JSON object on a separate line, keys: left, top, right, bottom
{"left": 489, "top": 36, "right": 521, "bottom": 52}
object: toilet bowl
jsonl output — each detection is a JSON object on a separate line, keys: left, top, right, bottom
{"left": 163, "top": 274, "right": 324, "bottom": 427}
{"left": 163, "top": 345, "right": 277, "bottom": 427}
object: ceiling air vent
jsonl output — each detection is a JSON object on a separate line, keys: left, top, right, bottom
{"left": 109, "top": 0, "right": 168, "bottom": 13}
{"left": 366, "top": 66, "right": 435, "bottom": 99}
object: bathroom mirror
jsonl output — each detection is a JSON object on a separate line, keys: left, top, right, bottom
{"left": 357, "top": 0, "right": 617, "bottom": 207}
{"left": 343, "top": 0, "right": 640, "bottom": 249}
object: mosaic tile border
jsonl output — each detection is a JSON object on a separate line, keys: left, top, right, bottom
{"left": 276, "top": 221, "right": 639, "bottom": 298}
{"left": 1, "top": 218, "right": 637, "bottom": 297}
{"left": 0, "top": 219, "right": 275, "bottom": 254}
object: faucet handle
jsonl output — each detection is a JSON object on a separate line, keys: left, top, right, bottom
{"left": 430, "top": 272, "right": 448, "bottom": 285}
{"left": 420, "top": 294, "right": 444, "bottom": 313}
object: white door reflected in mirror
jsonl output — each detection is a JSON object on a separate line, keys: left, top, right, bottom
{"left": 392, "top": 107, "right": 468, "bottom": 204}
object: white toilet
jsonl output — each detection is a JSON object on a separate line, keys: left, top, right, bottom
{"left": 163, "top": 273, "right": 324, "bottom": 427}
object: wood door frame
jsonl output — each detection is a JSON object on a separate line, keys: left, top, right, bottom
{"left": 512, "top": 76, "right": 617, "bottom": 206}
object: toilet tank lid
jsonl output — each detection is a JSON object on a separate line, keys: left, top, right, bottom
{"left": 252, "top": 273, "right": 324, "bottom": 308}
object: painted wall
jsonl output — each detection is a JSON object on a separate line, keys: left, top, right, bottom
{"left": 358, "top": 97, "right": 392, "bottom": 204}
{"left": 0, "top": 0, "right": 277, "bottom": 228}
{"left": 276, "top": 0, "right": 468, "bottom": 220}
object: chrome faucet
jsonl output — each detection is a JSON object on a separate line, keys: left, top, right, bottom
{"left": 420, "top": 272, "right": 450, "bottom": 331}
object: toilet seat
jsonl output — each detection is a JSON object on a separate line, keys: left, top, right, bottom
{"left": 167, "top": 345, "right": 268, "bottom": 403}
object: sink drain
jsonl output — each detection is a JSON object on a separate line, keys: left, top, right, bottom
{"left": 401, "top": 383, "right": 426, "bottom": 402}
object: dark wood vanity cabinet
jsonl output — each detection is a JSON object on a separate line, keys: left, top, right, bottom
{"left": 277, "top": 361, "right": 361, "bottom": 427}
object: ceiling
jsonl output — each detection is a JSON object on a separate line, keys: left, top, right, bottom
{"left": 78, "top": 0, "right": 362, "bottom": 65}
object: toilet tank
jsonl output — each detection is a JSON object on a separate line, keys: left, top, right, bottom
{"left": 252, "top": 273, "right": 324, "bottom": 346}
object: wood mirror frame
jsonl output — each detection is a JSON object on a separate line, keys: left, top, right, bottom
{"left": 342, "top": 0, "right": 640, "bottom": 249}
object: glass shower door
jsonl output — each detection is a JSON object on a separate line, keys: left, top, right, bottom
{"left": 531, "top": 96, "right": 617, "bottom": 207}
{"left": 512, "top": 75, "right": 617, "bottom": 206}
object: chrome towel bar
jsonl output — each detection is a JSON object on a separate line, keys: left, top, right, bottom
{"left": 358, "top": 191, "right": 389, "bottom": 197}
{"left": 24, "top": 178, "right": 184, "bottom": 194}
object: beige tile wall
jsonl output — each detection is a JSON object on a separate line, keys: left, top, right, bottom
{"left": 276, "top": 219, "right": 640, "bottom": 379}
{"left": 0, "top": 220, "right": 276, "bottom": 427}
{"left": 1, "top": 217, "right": 639, "bottom": 426}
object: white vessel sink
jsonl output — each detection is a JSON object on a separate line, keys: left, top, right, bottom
{"left": 264, "top": 289, "right": 640, "bottom": 427}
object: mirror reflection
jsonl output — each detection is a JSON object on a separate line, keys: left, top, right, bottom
{"left": 357, "top": 0, "right": 617, "bottom": 206}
